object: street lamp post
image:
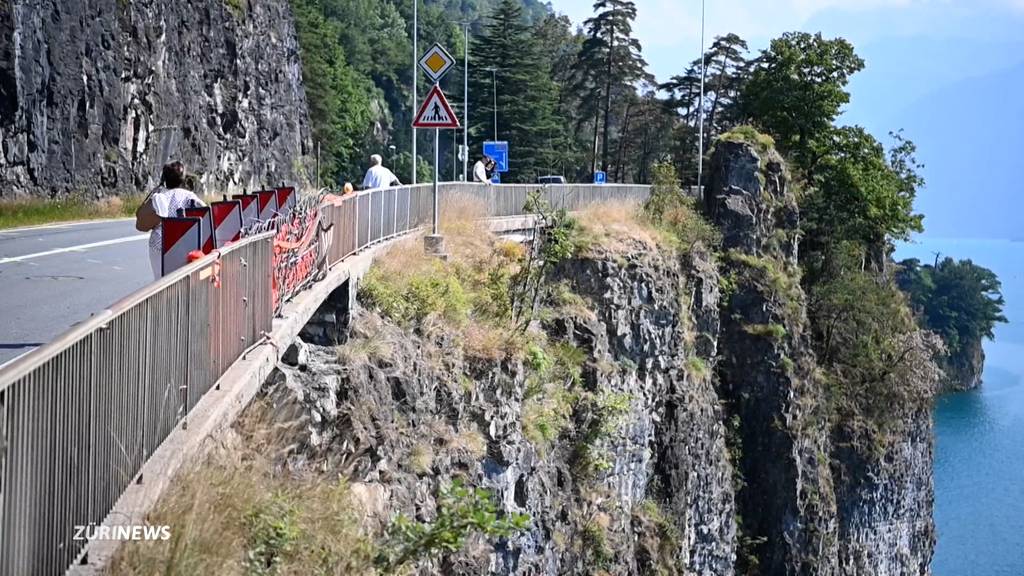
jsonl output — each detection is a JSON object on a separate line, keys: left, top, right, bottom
{"left": 463, "top": 22, "right": 470, "bottom": 182}
{"left": 696, "top": 0, "right": 706, "bottom": 193}
{"left": 486, "top": 67, "right": 498, "bottom": 141}
{"left": 411, "top": 0, "right": 418, "bottom": 184}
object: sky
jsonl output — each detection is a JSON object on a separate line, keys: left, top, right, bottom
{"left": 549, "top": 0, "right": 1024, "bottom": 240}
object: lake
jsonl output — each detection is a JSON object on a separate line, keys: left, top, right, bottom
{"left": 896, "top": 238, "right": 1024, "bottom": 576}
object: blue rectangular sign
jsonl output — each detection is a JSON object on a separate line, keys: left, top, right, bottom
{"left": 483, "top": 141, "right": 509, "bottom": 173}
{"left": 593, "top": 170, "right": 607, "bottom": 184}
{"left": 491, "top": 172, "right": 501, "bottom": 184}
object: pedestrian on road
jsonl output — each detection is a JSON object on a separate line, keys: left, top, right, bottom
{"left": 135, "top": 161, "right": 206, "bottom": 280}
{"left": 361, "top": 154, "right": 401, "bottom": 190}
{"left": 473, "top": 156, "right": 495, "bottom": 184}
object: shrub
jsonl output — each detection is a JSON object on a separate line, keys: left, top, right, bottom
{"left": 245, "top": 496, "right": 298, "bottom": 575}
{"left": 644, "top": 163, "right": 720, "bottom": 251}
{"left": 374, "top": 480, "right": 529, "bottom": 573}
{"left": 580, "top": 521, "right": 613, "bottom": 569}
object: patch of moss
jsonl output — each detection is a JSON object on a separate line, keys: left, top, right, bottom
{"left": 717, "top": 125, "right": 776, "bottom": 157}
{"left": 684, "top": 356, "right": 708, "bottom": 380}
{"left": 743, "top": 323, "right": 788, "bottom": 342}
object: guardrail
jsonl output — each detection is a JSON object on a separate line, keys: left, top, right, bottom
{"left": 0, "top": 182, "right": 648, "bottom": 575}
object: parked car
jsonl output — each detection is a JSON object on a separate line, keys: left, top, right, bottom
{"left": 537, "top": 175, "right": 567, "bottom": 185}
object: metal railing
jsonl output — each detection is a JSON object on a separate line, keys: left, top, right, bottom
{"left": 0, "top": 182, "right": 648, "bottom": 575}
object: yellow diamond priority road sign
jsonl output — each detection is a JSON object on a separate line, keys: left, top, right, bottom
{"left": 418, "top": 43, "right": 455, "bottom": 84}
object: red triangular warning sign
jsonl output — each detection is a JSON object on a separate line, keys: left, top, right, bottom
{"left": 413, "top": 85, "right": 460, "bottom": 129}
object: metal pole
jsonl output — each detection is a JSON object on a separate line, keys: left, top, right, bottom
{"left": 315, "top": 140, "right": 320, "bottom": 190}
{"left": 696, "top": 0, "right": 706, "bottom": 192}
{"left": 492, "top": 69, "right": 498, "bottom": 141}
{"left": 433, "top": 128, "right": 439, "bottom": 235}
{"left": 463, "top": 22, "right": 469, "bottom": 182}
{"left": 412, "top": 0, "right": 418, "bottom": 184}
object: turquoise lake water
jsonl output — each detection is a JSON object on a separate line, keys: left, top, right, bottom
{"left": 896, "top": 238, "right": 1024, "bottom": 575}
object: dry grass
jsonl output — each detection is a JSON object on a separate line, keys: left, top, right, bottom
{"left": 108, "top": 401, "right": 376, "bottom": 575}
{"left": 0, "top": 194, "right": 144, "bottom": 229}
{"left": 450, "top": 428, "right": 488, "bottom": 461}
{"left": 409, "top": 441, "right": 435, "bottom": 475}
{"left": 574, "top": 200, "right": 665, "bottom": 252}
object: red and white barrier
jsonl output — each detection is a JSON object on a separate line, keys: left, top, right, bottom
{"left": 276, "top": 186, "right": 296, "bottom": 215}
{"left": 183, "top": 207, "right": 215, "bottom": 253}
{"left": 211, "top": 200, "right": 243, "bottom": 247}
{"left": 233, "top": 193, "right": 259, "bottom": 229}
{"left": 161, "top": 217, "right": 201, "bottom": 276}
{"left": 256, "top": 190, "right": 278, "bottom": 222}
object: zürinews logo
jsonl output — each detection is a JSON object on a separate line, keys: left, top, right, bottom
{"left": 73, "top": 524, "right": 172, "bottom": 542}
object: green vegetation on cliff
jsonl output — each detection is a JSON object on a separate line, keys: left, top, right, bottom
{"left": 897, "top": 256, "right": 1006, "bottom": 375}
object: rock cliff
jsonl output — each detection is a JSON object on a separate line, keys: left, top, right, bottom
{"left": 938, "top": 338, "right": 985, "bottom": 391}
{"left": 0, "top": 0, "right": 311, "bottom": 198}
{"left": 250, "top": 138, "right": 940, "bottom": 575}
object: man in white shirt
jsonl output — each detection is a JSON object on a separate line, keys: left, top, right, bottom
{"left": 473, "top": 156, "right": 496, "bottom": 184}
{"left": 361, "top": 154, "right": 401, "bottom": 190}
{"left": 135, "top": 161, "right": 206, "bottom": 279}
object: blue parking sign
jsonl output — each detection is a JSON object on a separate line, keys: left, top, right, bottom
{"left": 594, "top": 170, "right": 607, "bottom": 184}
{"left": 483, "top": 141, "right": 509, "bottom": 173}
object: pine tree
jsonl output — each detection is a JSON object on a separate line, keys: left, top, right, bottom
{"left": 571, "top": 0, "right": 651, "bottom": 176}
{"left": 467, "top": 0, "right": 565, "bottom": 182}
{"left": 703, "top": 34, "right": 749, "bottom": 141}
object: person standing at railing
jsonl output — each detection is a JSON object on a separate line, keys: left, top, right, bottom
{"left": 135, "top": 161, "right": 206, "bottom": 279}
{"left": 473, "top": 156, "right": 495, "bottom": 184}
{"left": 361, "top": 154, "right": 401, "bottom": 190}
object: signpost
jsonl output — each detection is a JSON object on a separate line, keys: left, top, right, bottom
{"left": 593, "top": 170, "right": 607, "bottom": 185}
{"left": 414, "top": 43, "right": 461, "bottom": 254}
{"left": 483, "top": 140, "right": 509, "bottom": 174}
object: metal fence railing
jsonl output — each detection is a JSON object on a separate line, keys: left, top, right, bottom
{"left": 0, "top": 182, "right": 648, "bottom": 575}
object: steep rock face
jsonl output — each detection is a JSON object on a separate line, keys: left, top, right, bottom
{"left": 834, "top": 396, "right": 937, "bottom": 576}
{"left": 0, "top": 0, "right": 311, "bottom": 198}
{"left": 269, "top": 241, "right": 736, "bottom": 575}
{"left": 938, "top": 338, "right": 984, "bottom": 391}
{"left": 707, "top": 139, "right": 939, "bottom": 576}
{"left": 708, "top": 141, "right": 841, "bottom": 575}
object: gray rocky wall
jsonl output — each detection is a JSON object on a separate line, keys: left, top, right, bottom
{"left": 257, "top": 138, "right": 939, "bottom": 574}
{"left": 0, "top": 0, "right": 311, "bottom": 199}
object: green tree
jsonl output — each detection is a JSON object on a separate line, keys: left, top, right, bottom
{"left": 468, "top": 0, "right": 566, "bottom": 181}
{"left": 897, "top": 257, "right": 1007, "bottom": 355}
{"left": 291, "top": 0, "right": 376, "bottom": 184}
{"left": 703, "top": 34, "right": 750, "bottom": 143}
{"left": 572, "top": 0, "right": 651, "bottom": 175}
{"left": 740, "top": 32, "right": 864, "bottom": 170}
{"left": 799, "top": 126, "right": 924, "bottom": 280}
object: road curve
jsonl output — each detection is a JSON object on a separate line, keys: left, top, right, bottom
{"left": 0, "top": 219, "right": 152, "bottom": 365}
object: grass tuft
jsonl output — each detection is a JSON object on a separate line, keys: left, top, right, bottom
{"left": 0, "top": 194, "right": 144, "bottom": 230}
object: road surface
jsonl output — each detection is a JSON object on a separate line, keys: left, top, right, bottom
{"left": 0, "top": 219, "right": 152, "bottom": 366}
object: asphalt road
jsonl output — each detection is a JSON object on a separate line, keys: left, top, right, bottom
{"left": 0, "top": 219, "right": 152, "bottom": 366}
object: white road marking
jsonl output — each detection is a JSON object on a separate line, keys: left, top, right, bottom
{"left": 0, "top": 234, "right": 147, "bottom": 264}
{"left": 87, "top": 259, "right": 102, "bottom": 264}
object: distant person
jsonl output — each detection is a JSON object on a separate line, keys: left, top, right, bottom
{"left": 135, "top": 161, "right": 205, "bottom": 279}
{"left": 473, "top": 156, "right": 496, "bottom": 184}
{"left": 361, "top": 154, "right": 401, "bottom": 190}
